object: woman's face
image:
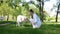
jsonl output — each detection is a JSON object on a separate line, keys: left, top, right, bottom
{"left": 30, "top": 12, "right": 33, "bottom": 16}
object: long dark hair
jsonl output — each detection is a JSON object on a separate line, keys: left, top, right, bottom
{"left": 29, "top": 9, "right": 34, "bottom": 19}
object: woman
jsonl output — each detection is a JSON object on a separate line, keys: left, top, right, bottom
{"left": 29, "top": 9, "right": 41, "bottom": 28}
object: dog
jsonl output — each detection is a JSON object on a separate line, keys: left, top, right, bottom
{"left": 16, "top": 15, "right": 28, "bottom": 26}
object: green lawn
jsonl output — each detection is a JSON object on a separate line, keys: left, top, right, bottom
{"left": 0, "top": 21, "right": 60, "bottom": 34}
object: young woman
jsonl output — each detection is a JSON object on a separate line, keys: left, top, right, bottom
{"left": 29, "top": 9, "right": 41, "bottom": 28}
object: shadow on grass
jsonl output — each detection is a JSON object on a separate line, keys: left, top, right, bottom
{"left": 0, "top": 21, "right": 16, "bottom": 24}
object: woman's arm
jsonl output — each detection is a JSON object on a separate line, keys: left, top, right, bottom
{"left": 33, "top": 14, "right": 37, "bottom": 23}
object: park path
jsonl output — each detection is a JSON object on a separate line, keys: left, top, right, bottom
{"left": 0, "top": 23, "right": 10, "bottom": 26}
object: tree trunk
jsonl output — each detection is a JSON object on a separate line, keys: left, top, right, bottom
{"left": 39, "top": 0, "right": 44, "bottom": 22}
{"left": 12, "top": 16, "right": 14, "bottom": 20}
{"left": 41, "top": 1, "right": 44, "bottom": 22}
{"left": 7, "top": 15, "right": 9, "bottom": 21}
{"left": 39, "top": 0, "right": 42, "bottom": 22}
{"left": 39, "top": 3, "right": 42, "bottom": 21}
{"left": 56, "top": 11, "right": 58, "bottom": 22}
{"left": 56, "top": 3, "right": 60, "bottom": 22}
{"left": 15, "top": 16, "right": 17, "bottom": 21}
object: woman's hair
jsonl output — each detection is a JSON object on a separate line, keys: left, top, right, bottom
{"left": 29, "top": 9, "right": 34, "bottom": 13}
{"left": 29, "top": 9, "right": 34, "bottom": 19}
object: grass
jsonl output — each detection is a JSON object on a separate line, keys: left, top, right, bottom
{"left": 0, "top": 21, "right": 60, "bottom": 34}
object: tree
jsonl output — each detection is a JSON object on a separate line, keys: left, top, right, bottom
{"left": 56, "top": 3, "right": 60, "bottom": 22}
{"left": 26, "top": 0, "right": 44, "bottom": 22}
{"left": 37, "top": 0, "right": 44, "bottom": 22}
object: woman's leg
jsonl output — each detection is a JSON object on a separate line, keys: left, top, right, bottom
{"left": 31, "top": 22, "right": 37, "bottom": 28}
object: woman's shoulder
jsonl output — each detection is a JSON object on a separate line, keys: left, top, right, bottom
{"left": 33, "top": 13, "right": 37, "bottom": 16}
{"left": 33, "top": 13, "right": 37, "bottom": 15}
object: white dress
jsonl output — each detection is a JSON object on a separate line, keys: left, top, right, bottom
{"left": 29, "top": 14, "right": 41, "bottom": 28}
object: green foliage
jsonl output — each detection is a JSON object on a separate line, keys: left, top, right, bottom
{"left": 0, "top": 3, "right": 10, "bottom": 15}
{"left": 0, "top": 0, "right": 47, "bottom": 21}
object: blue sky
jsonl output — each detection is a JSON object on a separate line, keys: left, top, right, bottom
{"left": 44, "top": 0, "right": 60, "bottom": 17}
{"left": 44, "top": 0, "right": 57, "bottom": 17}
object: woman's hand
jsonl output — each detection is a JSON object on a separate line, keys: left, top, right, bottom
{"left": 32, "top": 22, "right": 36, "bottom": 25}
